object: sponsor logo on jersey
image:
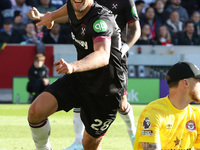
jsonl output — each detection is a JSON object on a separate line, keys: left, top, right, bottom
{"left": 143, "top": 117, "right": 151, "bottom": 129}
{"left": 186, "top": 120, "right": 196, "bottom": 131}
{"left": 71, "top": 32, "right": 88, "bottom": 50}
{"left": 131, "top": 5, "right": 138, "bottom": 18}
{"left": 93, "top": 20, "right": 107, "bottom": 33}
{"left": 141, "top": 130, "right": 153, "bottom": 135}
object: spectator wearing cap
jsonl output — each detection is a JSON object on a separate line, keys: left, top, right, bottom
{"left": 12, "top": 10, "right": 26, "bottom": 35}
{"left": 27, "top": 53, "right": 50, "bottom": 103}
{"left": 12, "top": 0, "right": 32, "bottom": 24}
{"left": 0, "top": 18, "right": 22, "bottom": 43}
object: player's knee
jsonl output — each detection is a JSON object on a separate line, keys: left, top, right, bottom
{"left": 119, "top": 95, "right": 128, "bottom": 112}
{"left": 28, "top": 104, "right": 44, "bottom": 123}
{"left": 82, "top": 135, "right": 102, "bottom": 150}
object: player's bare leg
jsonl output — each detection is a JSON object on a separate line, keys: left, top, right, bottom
{"left": 28, "top": 92, "right": 58, "bottom": 150}
{"left": 118, "top": 94, "right": 136, "bottom": 147}
{"left": 82, "top": 130, "right": 102, "bottom": 150}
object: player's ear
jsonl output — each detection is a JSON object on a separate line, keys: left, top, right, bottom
{"left": 183, "top": 79, "right": 189, "bottom": 87}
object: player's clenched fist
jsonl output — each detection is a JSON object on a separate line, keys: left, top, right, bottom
{"left": 28, "top": 7, "right": 43, "bottom": 20}
{"left": 54, "top": 58, "right": 73, "bottom": 74}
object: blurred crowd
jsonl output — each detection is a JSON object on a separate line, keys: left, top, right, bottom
{"left": 136, "top": 0, "right": 200, "bottom": 45}
{"left": 0, "top": 0, "right": 72, "bottom": 45}
{"left": 1, "top": 0, "right": 200, "bottom": 45}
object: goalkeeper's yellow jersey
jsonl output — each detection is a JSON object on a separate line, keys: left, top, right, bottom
{"left": 134, "top": 96, "right": 200, "bottom": 150}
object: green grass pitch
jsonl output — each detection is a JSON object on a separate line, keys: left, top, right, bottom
{"left": 0, "top": 104, "right": 199, "bottom": 150}
{"left": 0, "top": 104, "right": 145, "bottom": 150}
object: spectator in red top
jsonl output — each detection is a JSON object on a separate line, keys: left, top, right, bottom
{"left": 140, "top": 7, "right": 162, "bottom": 40}
{"left": 154, "top": 25, "right": 172, "bottom": 45}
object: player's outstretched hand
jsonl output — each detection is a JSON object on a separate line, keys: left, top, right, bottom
{"left": 54, "top": 58, "right": 73, "bottom": 74}
{"left": 36, "top": 12, "right": 54, "bottom": 29}
{"left": 28, "top": 7, "right": 42, "bottom": 20}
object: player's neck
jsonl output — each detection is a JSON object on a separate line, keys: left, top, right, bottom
{"left": 168, "top": 91, "right": 189, "bottom": 110}
{"left": 75, "top": 2, "right": 93, "bottom": 20}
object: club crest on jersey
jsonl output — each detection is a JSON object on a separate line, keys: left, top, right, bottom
{"left": 93, "top": 20, "right": 107, "bottom": 33}
{"left": 111, "top": 2, "right": 119, "bottom": 10}
{"left": 186, "top": 120, "right": 196, "bottom": 131}
{"left": 143, "top": 117, "right": 151, "bottom": 129}
{"left": 132, "top": 5, "right": 138, "bottom": 18}
{"left": 81, "top": 24, "right": 86, "bottom": 37}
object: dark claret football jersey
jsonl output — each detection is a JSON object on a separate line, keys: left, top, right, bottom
{"left": 67, "top": 1, "right": 125, "bottom": 96}
{"left": 95, "top": 0, "right": 139, "bottom": 31}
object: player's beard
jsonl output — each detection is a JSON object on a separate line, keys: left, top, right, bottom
{"left": 190, "top": 88, "right": 200, "bottom": 103}
{"left": 71, "top": 0, "right": 88, "bottom": 12}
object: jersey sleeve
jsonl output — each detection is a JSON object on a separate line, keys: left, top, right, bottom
{"left": 136, "top": 106, "right": 161, "bottom": 144}
{"left": 124, "top": 0, "right": 139, "bottom": 24}
{"left": 90, "top": 17, "right": 113, "bottom": 40}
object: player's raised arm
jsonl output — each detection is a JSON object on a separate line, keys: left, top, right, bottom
{"left": 35, "top": 4, "right": 68, "bottom": 29}
{"left": 29, "top": 7, "right": 68, "bottom": 23}
{"left": 126, "top": 20, "right": 141, "bottom": 49}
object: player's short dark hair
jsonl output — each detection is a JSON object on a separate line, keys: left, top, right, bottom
{"left": 34, "top": 54, "right": 45, "bottom": 61}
